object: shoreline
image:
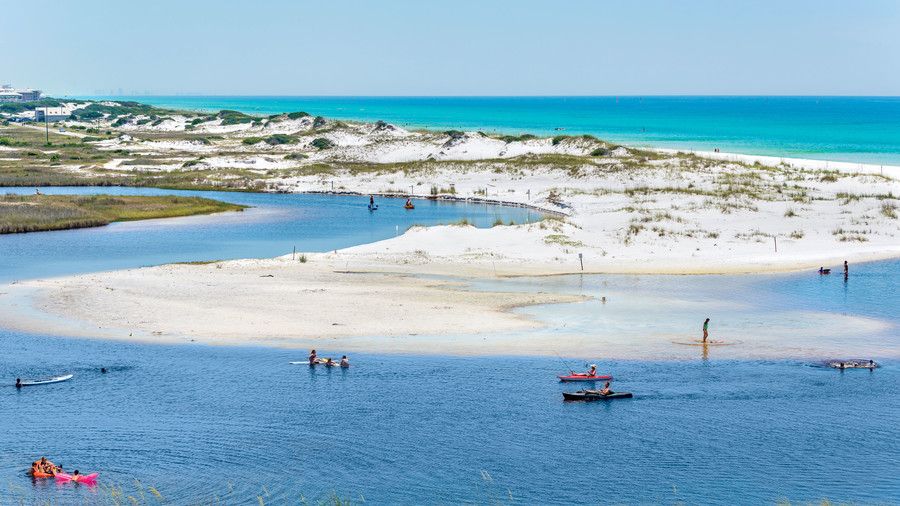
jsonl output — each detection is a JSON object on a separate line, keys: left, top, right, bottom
{"left": 2, "top": 256, "right": 896, "bottom": 360}
{"left": 651, "top": 148, "right": 900, "bottom": 179}
{"left": 73, "top": 95, "right": 900, "bottom": 169}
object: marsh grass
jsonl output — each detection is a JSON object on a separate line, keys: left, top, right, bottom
{"left": 6, "top": 479, "right": 358, "bottom": 506}
{"left": 544, "top": 233, "right": 584, "bottom": 247}
{"left": 0, "top": 194, "right": 246, "bottom": 234}
{"left": 832, "top": 227, "right": 870, "bottom": 242}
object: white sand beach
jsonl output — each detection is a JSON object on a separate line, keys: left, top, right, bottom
{"left": 2, "top": 104, "right": 899, "bottom": 357}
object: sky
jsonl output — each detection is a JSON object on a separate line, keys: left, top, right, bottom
{"left": 2, "top": 0, "right": 899, "bottom": 96}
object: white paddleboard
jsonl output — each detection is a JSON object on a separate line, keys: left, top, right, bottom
{"left": 19, "top": 374, "right": 74, "bottom": 386}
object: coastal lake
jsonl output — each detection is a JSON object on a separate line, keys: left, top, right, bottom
{"left": 0, "top": 187, "right": 540, "bottom": 284}
{"left": 1, "top": 188, "right": 898, "bottom": 504}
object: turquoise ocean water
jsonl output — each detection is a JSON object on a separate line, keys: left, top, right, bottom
{"left": 77, "top": 96, "right": 900, "bottom": 166}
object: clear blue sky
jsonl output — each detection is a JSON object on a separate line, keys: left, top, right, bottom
{"left": 2, "top": 0, "right": 898, "bottom": 96}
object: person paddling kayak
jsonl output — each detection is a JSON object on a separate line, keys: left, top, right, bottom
{"left": 587, "top": 364, "right": 598, "bottom": 377}
{"left": 599, "top": 381, "right": 613, "bottom": 395}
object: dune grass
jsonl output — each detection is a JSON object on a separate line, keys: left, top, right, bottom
{"left": 0, "top": 194, "right": 246, "bottom": 234}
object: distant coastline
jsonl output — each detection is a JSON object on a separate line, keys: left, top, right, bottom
{"left": 71, "top": 95, "right": 900, "bottom": 166}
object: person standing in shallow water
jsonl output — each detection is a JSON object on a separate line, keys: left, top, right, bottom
{"left": 844, "top": 260, "right": 849, "bottom": 279}
{"left": 702, "top": 318, "right": 710, "bottom": 343}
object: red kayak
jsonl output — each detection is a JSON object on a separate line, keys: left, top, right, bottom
{"left": 558, "top": 373, "right": 612, "bottom": 382}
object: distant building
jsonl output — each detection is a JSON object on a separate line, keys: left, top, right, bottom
{"left": 0, "top": 91, "right": 22, "bottom": 103}
{"left": 0, "top": 85, "right": 42, "bottom": 102}
{"left": 17, "top": 89, "right": 42, "bottom": 101}
{"left": 34, "top": 107, "right": 69, "bottom": 122}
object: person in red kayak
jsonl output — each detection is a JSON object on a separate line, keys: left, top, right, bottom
{"left": 587, "top": 364, "right": 598, "bottom": 377}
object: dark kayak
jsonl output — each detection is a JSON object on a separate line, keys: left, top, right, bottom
{"left": 563, "top": 390, "right": 633, "bottom": 401}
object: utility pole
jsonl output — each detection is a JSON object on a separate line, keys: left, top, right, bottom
{"left": 44, "top": 107, "right": 49, "bottom": 144}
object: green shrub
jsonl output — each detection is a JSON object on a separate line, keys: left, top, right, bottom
{"left": 312, "top": 116, "right": 327, "bottom": 128}
{"left": 552, "top": 135, "right": 567, "bottom": 145}
{"left": 590, "top": 147, "right": 609, "bottom": 157}
{"left": 311, "top": 138, "right": 334, "bottom": 150}
{"left": 265, "top": 134, "right": 295, "bottom": 145}
{"left": 285, "top": 153, "right": 308, "bottom": 160}
{"left": 217, "top": 110, "right": 254, "bottom": 125}
{"left": 0, "top": 103, "right": 28, "bottom": 114}
{"left": 81, "top": 136, "right": 102, "bottom": 143}
{"left": 287, "top": 111, "right": 310, "bottom": 119}
{"left": 242, "top": 137, "right": 264, "bottom": 145}
{"left": 499, "top": 134, "right": 536, "bottom": 143}
{"left": 0, "top": 137, "right": 28, "bottom": 147}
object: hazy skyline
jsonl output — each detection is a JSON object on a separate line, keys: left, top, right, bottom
{"left": 3, "top": 0, "right": 899, "bottom": 96}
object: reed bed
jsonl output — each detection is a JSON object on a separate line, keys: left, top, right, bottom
{"left": 0, "top": 194, "right": 245, "bottom": 234}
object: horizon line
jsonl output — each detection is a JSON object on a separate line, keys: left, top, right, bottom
{"left": 61, "top": 93, "right": 900, "bottom": 99}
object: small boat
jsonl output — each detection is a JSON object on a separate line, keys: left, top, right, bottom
{"left": 404, "top": 204, "right": 415, "bottom": 210}
{"left": 563, "top": 390, "right": 633, "bottom": 401}
{"left": 17, "top": 374, "right": 74, "bottom": 387}
{"left": 29, "top": 471, "right": 54, "bottom": 479}
{"left": 55, "top": 472, "right": 99, "bottom": 484}
{"left": 558, "top": 373, "right": 612, "bottom": 382}
{"left": 827, "top": 359, "right": 878, "bottom": 369}
{"left": 818, "top": 268, "right": 831, "bottom": 275}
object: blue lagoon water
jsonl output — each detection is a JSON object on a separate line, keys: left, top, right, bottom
{"left": 78, "top": 96, "right": 900, "bottom": 166}
{"left": 2, "top": 335, "right": 897, "bottom": 505}
{"left": 0, "top": 187, "right": 539, "bottom": 283}
{"left": 1, "top": 189, "right": 898, "bottom": 504}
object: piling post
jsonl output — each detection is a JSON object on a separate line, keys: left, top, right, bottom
{"left": 578, "top": 253, "right": 584, "bottom": 271}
